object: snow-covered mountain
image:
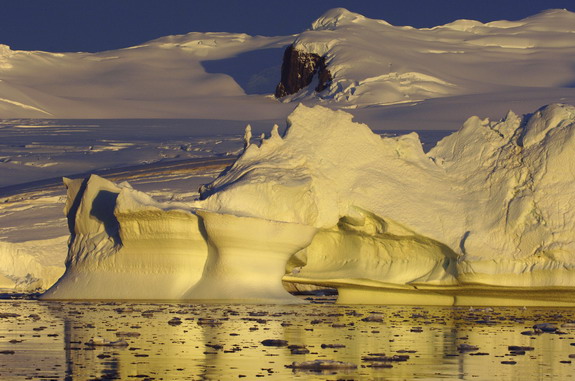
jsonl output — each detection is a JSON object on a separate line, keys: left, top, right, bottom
{"left": 0, "top": 8, "right": 574, "bottom": 122}
{"left": 280, "top": 8, "right": 575, "bottom": 107}
{"left": 0, "top": 33, "right": 293, "bottom": 118}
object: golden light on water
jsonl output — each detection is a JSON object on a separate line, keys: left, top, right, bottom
{"left": 1, "top": 299, "right": 575, "bottom": 380}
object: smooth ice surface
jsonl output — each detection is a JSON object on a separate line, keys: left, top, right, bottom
{"left": 0, "top": 34, "right": 294, "bottom": 118}
{"left": 183, "top": 210, "right": 316, "bottom": 303}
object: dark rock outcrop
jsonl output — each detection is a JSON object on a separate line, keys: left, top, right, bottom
{"left": 274, "top": 45, "right": 332, "bottom": 98}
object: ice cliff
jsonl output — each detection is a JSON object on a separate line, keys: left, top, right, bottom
{"left": 43, "top": 103, "right": 575, "bottom": 305}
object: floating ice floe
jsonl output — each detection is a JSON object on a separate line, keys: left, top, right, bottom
{"left": 43, "top": 103, "right": 575, "bottom": 305}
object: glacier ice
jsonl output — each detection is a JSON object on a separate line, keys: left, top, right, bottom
{"left": 43, "top": 103, "right": 575, "bottom": 305}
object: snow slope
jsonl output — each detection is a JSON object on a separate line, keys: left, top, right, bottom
{"left": 0, "top": 8, "right": 574, "bottom": 124}
{"left": 0, "top": 33, "right": 293, "bottom": 118}
{"left": 287, "top": 8, "right": 575, "bottom": 108}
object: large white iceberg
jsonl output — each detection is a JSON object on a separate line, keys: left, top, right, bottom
{"left": 199, "top": 103, "right": 575, "bottom": 305}
{"left": 43, "top": 103, "right": 575, "bottom": 305}
{"left": 40, "top": 174, "right": 314, "bottom": 303}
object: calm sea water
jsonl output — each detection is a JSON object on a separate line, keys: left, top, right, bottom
{"left": 1, "top": 298, "right": 575, "bottom": 380}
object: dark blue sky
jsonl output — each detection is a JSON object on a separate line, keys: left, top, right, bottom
{"left": 2, "top": 0, "right": 574, "bottom": 52}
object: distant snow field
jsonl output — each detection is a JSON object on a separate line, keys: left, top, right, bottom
{"left": 1, "top": 8, "right": 575, "bottom": 304}
{"left": 0, "top": 8, "right": 574, "bottom": 123}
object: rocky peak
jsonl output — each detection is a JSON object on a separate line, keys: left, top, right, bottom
{"left": 274, "top": 44, "right": 332, "bottom": 98}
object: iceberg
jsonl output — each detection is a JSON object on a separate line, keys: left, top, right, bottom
{"left": 40, "top": 174, "right": 314, "bottom": 303}
{"left": 43, "top": 103, "right": 575, "bottom": 305}
{"left": 199, "top": 103, "right": 575, "bottom": 305}
{"left": 42, "top": 175, "right": 208, "bottom": 300}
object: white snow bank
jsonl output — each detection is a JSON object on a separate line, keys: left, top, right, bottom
{"left": 0, "top": 237, "right": 66, "bottom": 290}
{"left": 0, "top": 33, "right": 293, "bottom": 118}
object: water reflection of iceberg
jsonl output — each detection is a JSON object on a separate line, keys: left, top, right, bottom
{"left": 3, "top": 302, "right": 575, "bottom": 380}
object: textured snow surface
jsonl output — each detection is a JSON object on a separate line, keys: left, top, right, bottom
{"left": 0, "top": 238, "right": 66, "bottom": 290}
{"left": 288, "top": 8, "right": 575, "bottom": 107}
{"left": 200, "top": 103, "right": 575, "bottom": 295}
{"left": 41, "top": 103, "right": 575, "bottom": 304}
{"left": 0, "top": 8, "right": 574, "bottom": 121}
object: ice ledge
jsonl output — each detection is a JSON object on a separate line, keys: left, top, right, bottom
{"left": 284, "top": 277, "right": 575, "bottom": 306}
